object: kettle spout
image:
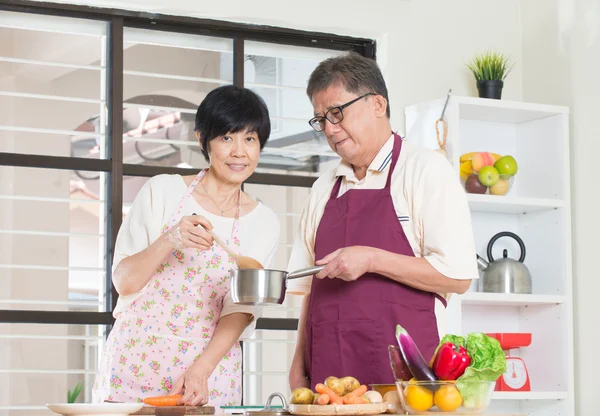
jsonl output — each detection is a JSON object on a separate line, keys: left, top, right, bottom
{"left": 476, "top": 254, "right": 489, "bottom": 271}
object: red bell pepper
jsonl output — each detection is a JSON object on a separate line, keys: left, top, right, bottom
{"left": 432, "top": 342, "right": 471, "bottom": 380}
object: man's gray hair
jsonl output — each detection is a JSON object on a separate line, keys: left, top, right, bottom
{"left": 306, "top": 52, "right": 390, "bottom": 118}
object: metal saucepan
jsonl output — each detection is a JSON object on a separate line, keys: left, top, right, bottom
{"left": 229, "top": 265, "right": 324, "bottom": 305}
{"left": 244, "top": 392, "right": 290, "bottom": 416}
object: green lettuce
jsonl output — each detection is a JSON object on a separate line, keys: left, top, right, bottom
{"left": 437, "top": 334, "right": 466, "bottom": 350}
{"left": 436, "top": 333, "right": 506, "bottom": 409}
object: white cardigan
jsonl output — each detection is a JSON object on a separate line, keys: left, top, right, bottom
{"left": 111, "top": 174, "right": 281, "bottom": 339}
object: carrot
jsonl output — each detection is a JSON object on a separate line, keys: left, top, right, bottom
{"left": 143, "top": 394, "right": 183, "bottom": 406}
{"left": 317, "top": 394, "right": 330, "bottom": 405}
{"left": 315, "top": 383, "right": 343, "bottom": 405}
{"left": 345, "top": 385, "right": 367, "bottom": 398}
{"left": 343, "top": 396, "right": 368, "bottom": 405}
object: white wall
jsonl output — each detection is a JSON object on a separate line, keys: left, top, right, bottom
{"left": 521, "top": 1, "right": 600, "bottom": 415}
{"left": 29, "top": 0, "right": 524, "bottom": 134}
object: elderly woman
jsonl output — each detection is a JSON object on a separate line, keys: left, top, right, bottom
{"left": 93, "top": 85, "right": 280, "bottom": 406}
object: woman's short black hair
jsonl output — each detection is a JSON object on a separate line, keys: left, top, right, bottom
{"left": 194, "top": 85, "right": 271, "bottom": 161}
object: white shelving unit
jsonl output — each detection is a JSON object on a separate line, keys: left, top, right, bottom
{"left": 460, "top": 292, "right": 566, "bottom": 307}
{"left": 405, "top": 96, "right": 574, "bottom": 416}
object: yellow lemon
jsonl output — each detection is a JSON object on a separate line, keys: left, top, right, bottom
{"left": 404, "top": 380, "right": 434, "bottom": 412}
{"left": 434, "top": 384, "right": 462, "bottom": 412}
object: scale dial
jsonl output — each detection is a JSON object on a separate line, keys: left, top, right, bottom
{"left": 502, "top": 358, "right": 528, "bottom": 389}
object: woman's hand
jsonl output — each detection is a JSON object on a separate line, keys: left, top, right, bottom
{"left": 170, "top": 364, "right": 211, "bottom": 406}
{"left": 167, "top": 214, "right": 214, "bottom": 251}
{"left": 314, "top": 246, "right": 376, "bottom": 281}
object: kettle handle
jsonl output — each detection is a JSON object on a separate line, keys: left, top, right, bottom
{"left": 487, "top": 231, "right": 526, "bottom": 263}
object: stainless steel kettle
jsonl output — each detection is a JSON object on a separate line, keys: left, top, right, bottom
{"left": 476, "top": 231, "right": 532, "bottom": 294}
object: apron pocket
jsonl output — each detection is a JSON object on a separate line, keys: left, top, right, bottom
{"left": 311, "top": 319, "right": 382, "bottom": 384}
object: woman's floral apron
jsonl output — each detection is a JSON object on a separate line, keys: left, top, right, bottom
{"left": 93, "top": 169, "right": 243, "bottom": 405}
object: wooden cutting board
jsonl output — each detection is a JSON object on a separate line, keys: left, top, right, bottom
{"left": 132, "top": 406, "right": 215, "bottom": 415}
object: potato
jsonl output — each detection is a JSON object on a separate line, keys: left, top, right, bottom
{"left": 324, "top": 376, "right": 338, "bottom": 386}
{"left": 325, "top": 376, "right": 345, "bottom": 396}
{"left": 291, "top": 387, "right": 314, "bottom": 404}
{"left": 339, "top": 376, "right": 360, "bottom": 394}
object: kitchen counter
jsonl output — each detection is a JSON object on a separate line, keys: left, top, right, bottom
{"left": 163, "top": 412, "right": 523, "bottom": 415}
{"left": 218, "top": 413, "right": 525, "bottom": 416}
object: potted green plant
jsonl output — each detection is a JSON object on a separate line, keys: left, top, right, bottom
{"left": 67, "top": 381, "right": 84, "bottom": 403}
{"left": 466, "top": 51, "right": 514, "bottom": 99}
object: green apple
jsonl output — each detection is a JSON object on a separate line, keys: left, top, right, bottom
{"left": 478, "top": 165, "right": 500, "bottom": 187}
{"left": 494, "top": 155, "right": 518, "bottom": 176}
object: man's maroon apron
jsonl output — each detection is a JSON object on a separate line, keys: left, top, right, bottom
{"left": 304, "top": 133, "right": 447, "bottom": 389}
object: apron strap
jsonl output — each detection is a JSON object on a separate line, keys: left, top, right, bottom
{"left": 435, "top": 293, "right": 448, "bottom": 308}
{"left": 384, "top": 133, "right": 403, "bottom": 190}
{"left": 329, "top": 176, "right": 343, "bottom": 200}
{"left": 233, "top": 188, "right": 242, "bottom": 220}
{"left": 382, "top": 134, "right": 447, "bottom": 309}
{"left": 163, "top": 169, "right": 207, "bottom": 233}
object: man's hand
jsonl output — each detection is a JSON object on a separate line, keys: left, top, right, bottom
{"left": 289, "top": 359, "right": 310, "bottom": 391}
{"left": 314, "top": 246, "right": 375, "bottom": 281}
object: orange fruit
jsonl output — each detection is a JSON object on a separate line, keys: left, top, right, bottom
{"left": 434, "top": 384, "right": 462, "bottom": 412}
{"left": 404, "top": 379, "right": 433, "bottom": 412}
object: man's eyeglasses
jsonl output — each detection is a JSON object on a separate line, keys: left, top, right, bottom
{"left": 308, "top": 93, "right": 376, "bottom": 132}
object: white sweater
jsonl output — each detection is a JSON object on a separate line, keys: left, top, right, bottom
{"left": 112, "top": 174, "right": 281, "bottom": 338}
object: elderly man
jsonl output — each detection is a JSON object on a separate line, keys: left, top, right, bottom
{"left": 287, "top": 52, "right": 479, "bottom": 390}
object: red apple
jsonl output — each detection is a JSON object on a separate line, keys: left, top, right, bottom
{"left": 464, "top": 174, "right": 487, "bottom": 194}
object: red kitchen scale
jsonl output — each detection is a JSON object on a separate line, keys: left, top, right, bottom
{"left": 486, "top": 333, "right": 532, "bottom": 392}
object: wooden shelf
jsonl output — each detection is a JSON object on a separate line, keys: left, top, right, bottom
{"left": 466, "top": 194, "right": 566, "bottom": 214}
{"left": 460, "top": 292, "right": 566, "bottom": 307}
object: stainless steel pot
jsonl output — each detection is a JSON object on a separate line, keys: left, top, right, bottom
{"left": 229, "top": 266, "right": 324, "bottom": 305}
{"left": 244, "top": 392, "right": 290, "bottom": 416}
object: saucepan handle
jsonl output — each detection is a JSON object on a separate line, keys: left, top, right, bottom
{"left": 286, "top": 265, "right": 325, "bottom": 280}
{"left": 264, "top": 392, "right": 288, "bottom": 411}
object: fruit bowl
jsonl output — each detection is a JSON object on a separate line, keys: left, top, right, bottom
{"left": 460, "top": 152, "right": 518, "bottom": 196}
{"left": 395, "top": 380, "right": 496, "bottom": 414}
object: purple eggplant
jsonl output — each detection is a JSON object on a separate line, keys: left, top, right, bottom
{"left": 395, "top": 324, "right": 439, "bottom": 390}
{"left": 388, "top": 345, "right": 413, "bottom": 381}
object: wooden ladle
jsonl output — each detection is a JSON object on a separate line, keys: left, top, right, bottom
{"left": 204, "top": 227, "right": 264, "bottom": 270}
